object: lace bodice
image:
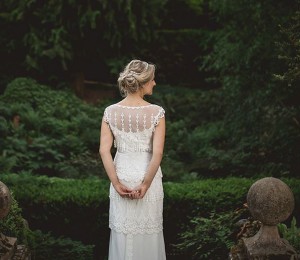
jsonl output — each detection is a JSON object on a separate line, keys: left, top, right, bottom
{"left": 103, "top": 104, "right": 165, "bottom": 153}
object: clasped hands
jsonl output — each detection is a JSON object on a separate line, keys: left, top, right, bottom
{"left": 113, "top": 182, "right": 149, "bottom": 199}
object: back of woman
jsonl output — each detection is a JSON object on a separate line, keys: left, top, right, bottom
{"left": 100, "top": 60, "right": 166, "bottom": 260}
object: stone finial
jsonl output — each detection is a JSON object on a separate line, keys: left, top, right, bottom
{"left": 0, "top": 181, "right": 12, "bottom": 219}
{"left": 247, "top": 177, "right": 295, "bottom": 225}
{"left": 243, "top": 177, "right": 297, "bottom": 259}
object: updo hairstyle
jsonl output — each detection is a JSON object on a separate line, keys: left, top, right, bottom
{"left": 118, "top": 59, "right": 155, "bottom": 97}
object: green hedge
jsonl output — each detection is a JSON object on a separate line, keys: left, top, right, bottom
{"left": 1, "top": 173, "right": 300, "bottom": 258}
{"left": 0, "top": 188, "right": 94, "bottom": 259}
{"left": 0, "top": 173, "right": 109, "bottom": 258}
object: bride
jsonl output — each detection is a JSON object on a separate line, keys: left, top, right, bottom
{"left": 99, "top": 59, "right": 166, "bottom": 260}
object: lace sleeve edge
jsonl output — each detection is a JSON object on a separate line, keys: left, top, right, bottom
{"left": 154, "top": 107, "right": 165, "bottom": 127}
{"left": 103, "top": 108, "right": 109, "bottom": 124}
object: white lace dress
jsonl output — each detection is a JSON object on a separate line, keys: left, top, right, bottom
{"left": 103, "top": 103, "right": 166, "bottom": 260}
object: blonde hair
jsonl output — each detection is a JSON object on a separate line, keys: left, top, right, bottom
{"left": 118, "top": 59, "right": 155, "bottom": 97}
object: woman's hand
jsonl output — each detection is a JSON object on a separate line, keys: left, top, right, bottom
{"left": 132, "top": 182, "right": 150, "bottom": 199}
{"left": 113, "top": 182, "right": 133, "bottom": 198}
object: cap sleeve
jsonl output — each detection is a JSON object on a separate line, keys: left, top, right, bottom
{"left": 103, "top": 107, "right": 109, "bottom": 124}
{"left": 154, "top": 107, "right": 165, "bottom": 126}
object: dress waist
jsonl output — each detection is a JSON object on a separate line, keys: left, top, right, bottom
{"left": 115, "top": 150, "right": 152, "bottom": 158}
{"left": 114, "top": 151, "right": 152, "bottom": 182}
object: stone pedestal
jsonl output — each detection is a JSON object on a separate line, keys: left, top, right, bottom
{"left": 243, "top": 225, "right": 296, "bottom": 258}
{"left": 0, "top": 235, "right": 17, "bottom": 260}
{"left": 0, "top": 181, "right": 30, "bottom": 260}
{"left": 12, "top": 245, "right": 30, "bottom": 260}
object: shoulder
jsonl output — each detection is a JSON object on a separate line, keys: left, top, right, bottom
{"left": 103, "top": 103, "right": 118, "bottom": 113}
{"left": 150, "top": 104, "right": 165, "bottom": 115}
{"left": 105, "top": 103, "right": 117, "bottom": 110}
{"left": 151, "top": 104, "right": 163, "bottom": 109}
{"left": 102, "top": 104, "right": 117, "bottom": 123}
{"left": 148, "top": 105, "right": 165, "bottom": 126}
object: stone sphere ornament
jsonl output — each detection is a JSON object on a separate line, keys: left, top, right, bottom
{"left": 247, "top": 177, "right": 294, "bottom": 225}
{"left": 0, "top": 181, "right": 12, "bottom": 219}
{"left": 242, "top": 177, "right": 297, "bottom": 259}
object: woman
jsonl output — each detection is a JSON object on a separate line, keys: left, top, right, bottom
{"left": 99, "top": 59, "right": 166, "bottom": 260}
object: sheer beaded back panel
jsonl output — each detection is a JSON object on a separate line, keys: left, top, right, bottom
{"left": 104, "top": 104, "right": 165, "bottom": 153}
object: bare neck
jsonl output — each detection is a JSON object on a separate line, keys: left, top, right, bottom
{"left": 119, "top": 92, "right": 150, "bottom": 106}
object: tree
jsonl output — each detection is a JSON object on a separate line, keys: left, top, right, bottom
{"left": 0, "top": 0, "right": 167, "bottom": 89}
{"left": 199, "top": 0, "right": 300, "bottom": 176}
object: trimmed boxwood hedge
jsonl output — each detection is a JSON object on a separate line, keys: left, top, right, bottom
{"left": 1, "top": 173, "right": 300, "bottom": 258}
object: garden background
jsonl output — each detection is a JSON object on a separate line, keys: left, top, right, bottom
{"left": 0, "top": 0, "right": 300, "bottom": 259}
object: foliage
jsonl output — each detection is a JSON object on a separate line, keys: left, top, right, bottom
{"left": 1, "top": 172, "right": 109, "bottom": 258}
{"left": 198, "top": 0, "right": 300, "bottom": 177}
{"left": 0, "top": 77, "right": 99, "bottom": 118}
{"left": 30, "top": 230, "right": 94, "bottom": 260}
{"left": 149, "top": 83, "right": 299, "bottom": 178}
{"left": 2, "top": 1, "right": 300, "bottom": 179}
{"left": 0, "top": 0, "right": 167, "bottom": 66}
{"left": 1, "top": 74, "right": 300, "bottom": 180}
{"left": 274, "top": 11, "right": 300, "bottom": 85}
{"left": 175, "top": 211, "right": 239, "bottom": 259}
{"left": 278, "top": 217, "right": 300, "bottom": 252}
{"left": 148, "top": 85, "right": 233, "bottom": 178}
{"left": 0, "top": 78, "right": 106, "bottom": 177}
{"left": 1, "top": 76, "right": 299, "bottom": 180}
{"left": 1, "top": 173, "right": 300, "bottom": 258}
{"left": 1, "top": 2, "right": 300, "bottom": 257}
{"left": 0, "top": 185, "right": 93, "bottom": 259}
{"left": 0, "top": 193, "right": 33, "bottom": 245}
{"left": 0, "top": 0, "right": 206, "bottom": 88}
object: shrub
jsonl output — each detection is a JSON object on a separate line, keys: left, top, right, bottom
{"left": 0, "top": 78, "right": 106, "bottom": 177}
{"left": 175, "top": 211, "right": 239, "bottom": 259}
{"left": 0, "top": 187, "right": 93, "bottom": 259}
{"left": 278, "top": 217, "right": 300, "bottom": 253}
{"left": 30, "top": 230, "right": 94, "bottom": 260}
{"left": 0, "top": 192, "right": 33, "bottom": 245}
{"left": 1, "top": 173, "right": 109, "bottom": 258}
{"left": 1, "top": 173, "right": 300, "bottom": 258}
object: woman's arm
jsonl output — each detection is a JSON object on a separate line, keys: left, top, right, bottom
{"left": 99, "top": 119, "right": 132, "bottom": 197}
{"left": 133, "top": 117, "right": 165, "bottom": 199}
